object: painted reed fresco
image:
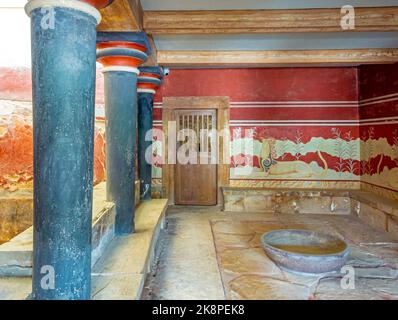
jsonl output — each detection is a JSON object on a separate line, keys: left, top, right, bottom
{"left": 358, "top": 63, "right": 398, "bottom": 199}
{"left": 153, "top": 68, "right": 360, "bottom": 190}
{"left": 230, "top": 127, "right": 361, "bottom": 182}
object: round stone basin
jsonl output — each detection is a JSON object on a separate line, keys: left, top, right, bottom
{"left": 261, "top": 229, "right": 351, "bottom": 274}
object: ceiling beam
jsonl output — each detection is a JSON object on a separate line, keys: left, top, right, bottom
{"left": 144, "top": 7, "right": 398, "bottom": 34}
{"left": 157, "top": 49, "right": 398, "bottom": 67}
{"left": 98, "top": 0, "right": 143, "bottom": 31}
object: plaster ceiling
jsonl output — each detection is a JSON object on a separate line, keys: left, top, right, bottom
{"left": 141, "top": 0, "right": 398, "bottom": 11}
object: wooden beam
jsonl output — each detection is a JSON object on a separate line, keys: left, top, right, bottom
{"left": 97, "top": 0, "right": 143, "bottom": 32}
{"left": 142, "top": 35, "right": 158, "bottom": 66}
{"left": 157, "top": 49, "right": 398, "bottom": 67}
{"left": 144, "top": 7, "right": 398, "bottom": 34}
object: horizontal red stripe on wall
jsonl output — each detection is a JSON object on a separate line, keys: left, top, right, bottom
{"left": 360, "top": 100, "right": 398, "bottom": 120}
{"left": 153, "top": 108, "right": 162, "bottom": 121}
{"left": 156, "top": 68, "right": 358, "bottom": 102}
{"left": 230, "top": 125, "right": 359, "bottom": 142}
{"left": 230, "top": 107, "right": 358, "bottom": 121}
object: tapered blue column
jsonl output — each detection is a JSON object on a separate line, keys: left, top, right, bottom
{"left": 25, "top": 0, "right": 107, "bottom": 300}
{"left": 97, "top": 35, "right": 148, "bottom": 234}
{"left": 137, "top": 67, "right": 163, "bottom": 200}
{"left": 137, "top": 92, "right": 154, "bottom": 200}
{"left": 104, "top": 71, "right": 138, "bottom": 234}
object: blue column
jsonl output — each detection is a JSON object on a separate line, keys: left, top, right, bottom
{"left": 104, "top": 71, "right": 138, "bottom": 234}
{"left": 137, "top": 67, "right": 163, "bottom": 201}
{"left": 96, "top": 35, "right": 149, "bottom": 234}
{"left": 137, "top": 92, "right": 154, "bottom": 200}
{"left": 25, "top": 0, "right": 104, "bottom": 300}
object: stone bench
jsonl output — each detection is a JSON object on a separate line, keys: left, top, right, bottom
{"left": 222, "top": 187, "right": 398, "bottom": 240}
{"left": 222, "top": 187, "right": 352, "bottom": 215}
{"left": 0, "top": 199, "right": 168, "bottom": 300}
{"left": 0, "top": 179, "right": 144, "bottom": 278}
{"left": 350, "top": 191, "right": 398, "bottom": 239}
{"left": 0, "top": 190, "right": 33, "bottom": 245}
{"left": 0, "top": 182, "right": 116, "bottom": 277}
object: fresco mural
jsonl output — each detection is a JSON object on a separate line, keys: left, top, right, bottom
{"left": 229, "top": 125, "right": 360, "bottom": 189}
{"left": 359, "top": 63, "right": 398, "bottom": 200}
{"left": 230, "top": 127, "right": 360, "bottom": 179}
{"left": 361, "top": 125, "right": 398, "bottom": 191}
{"left": 0, "top": 100, "right": 106, "bottom": 191}
{"left": 147, "top": 120, "right": 362, "bottom": 190}
{"left": 0, "top": 100, "right": 33, "bottom": 190}
{"left": 4, "top": 65, "right": 398, "bottom": 199}
{"left": 153, "top": 67, "right": 360, "bottom": 190}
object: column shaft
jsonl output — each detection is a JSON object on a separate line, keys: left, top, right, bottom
{"left": 96, "top": 36, "right": 148, "bottom": 234}
{"left": 104, "top": 71, "right": 138, "bottom": 234}
{"left": 137, "top": 92, "right": 154, "bottom": 200}
{"left": 30, "top": 6, "right": 97, "bottom": 300}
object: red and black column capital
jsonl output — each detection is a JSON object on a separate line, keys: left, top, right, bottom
{"left": 96, "top": 33, "right": 151, "bottom": 74}
{"left": 137, "top": 67, "right": 164, "bottom": 94}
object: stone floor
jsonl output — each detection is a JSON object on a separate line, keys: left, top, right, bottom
{"left": 142, "top": 206, "right": 398, "bottom": 300}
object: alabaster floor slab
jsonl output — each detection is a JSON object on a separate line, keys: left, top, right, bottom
{"left": 143, "top": 207, "right": 398, "bottom": 301}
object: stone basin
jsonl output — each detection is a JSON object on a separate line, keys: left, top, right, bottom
{"left": 261, "top": 229, "right": 351, "bottom": 274}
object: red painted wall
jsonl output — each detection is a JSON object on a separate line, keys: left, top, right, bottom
{"left": 0, "top": 66, "right": 370, "bottom": 191}
{"left": 0, "top": 104, "right": 33, "bottom": 190}
{"left": 155, "top": 68, "right": 359, "bottom": 123}
{"left": 358, "top": 63, "right": 398, "bottom": 199}
{"left": 0, "top": 67, "right": 105, "bottom": 104}
{"left": 0, "top": 65, "right": 106, "bottom": 191}
{"left": 3, "top": 65, "right": 398, "bottom": 196}
{"left": 154, "top": 68, "right": 360, "bottom": 189}
{"left": 155, "top": 68, "right": 358, "bottom": 102}
{"left": 0, "top": 103, "right": 106, "bottom": 191}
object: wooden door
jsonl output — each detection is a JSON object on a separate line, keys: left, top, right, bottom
{"left": 175, "top": 110, "right": 217, "bottom": 205}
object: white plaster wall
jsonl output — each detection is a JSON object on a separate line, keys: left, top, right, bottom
{"left": 0, "top": 1, "right": 31, "bottom": 67}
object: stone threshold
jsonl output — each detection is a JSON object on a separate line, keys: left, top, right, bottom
{"left": 0, "top": 182, "right": 116, "bottom": 277}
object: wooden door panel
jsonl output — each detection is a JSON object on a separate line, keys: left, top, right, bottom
{"left": 175, "top": 164, "right": 217, "bottom": 205}
{"left": 175, "top": 110, "right": 217, "bottom": 205}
